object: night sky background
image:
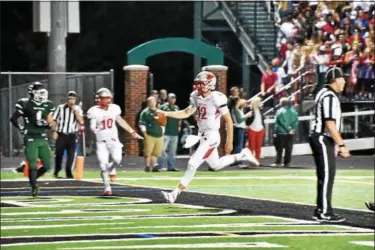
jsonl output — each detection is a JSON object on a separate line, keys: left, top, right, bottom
{"left": 1, "top": 2, "right": 257, "bottom": 109}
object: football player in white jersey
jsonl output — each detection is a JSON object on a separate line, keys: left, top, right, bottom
{"left": 161, "top": 71, "right": 259, "bottom": 204}
{"left": 87, "top": 88, "right": 143, "bottom": 195}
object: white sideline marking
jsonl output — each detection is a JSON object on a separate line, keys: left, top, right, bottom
{"left": 350, "top": 241, "right": 375, "bottom": 247}
{"left": 336, "top": 180, "right": 374, "bottom": 185}
{"left": 2, "top": 222, "right": 132, "bottom": 230}
{"left": 1, "top": 209, "right": 149, "bottom": 216}
{"left": 2, "top": 231, "right": 373, "bottom": 240}
{"left": 58, "top": 242, "right": 286, "bottom": 249}
{"left": 2, "top": 175, "right": 373, "bottom": 182}
{"left": 3, "top": 222, "right": 317, "bottom": 230}
{"left": 0, "top": 215, "right": 287, "bottom": 223}
{"left": 1, "top": 209, "right": 236, "bottom": 221}
{"left": 0, "top": 196, "right": 150, "bottom": 204}
{"left": 2, "top": 233, "right": 374, "bottom": 247}
{"left": 1, "top": 200, "right": 152, "bottom": 208}
{"left": 103, "top": 222, "right": 323, "bottom": 230}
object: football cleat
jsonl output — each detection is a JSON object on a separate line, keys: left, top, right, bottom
{"left": 32, "top": 186, "right": 40, "bottom": 198}
{"left": 103, "top": 190, "right": 112, "bottom": 196}
{"left": 240, "top": 148, "right": 259, "bottom": 166}
{"left": 161, "top": 191, "right": 177, "bottom": 204}
{"left": 314, "top": 213, "right": 346, "bottom": 223}
{"left": 109, "top": 174, "right": 116, "bottom": 182}
{"left": 365, "top": 202, "right": 375, "bottom": 211}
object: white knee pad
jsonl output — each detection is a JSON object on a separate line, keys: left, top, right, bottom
{"left": 180, "top": 164, "right": 197, "bottom": 188}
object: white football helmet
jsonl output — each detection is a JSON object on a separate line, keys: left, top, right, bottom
{"left": 193, "top": 71, "right": 217, "bottom": 95}
{"left": 96, "top": 88, "right": 112, "bottom": 108}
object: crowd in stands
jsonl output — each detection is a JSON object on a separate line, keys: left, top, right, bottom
{"left": 272, "top": 0, "right": 374, "bottom": 101}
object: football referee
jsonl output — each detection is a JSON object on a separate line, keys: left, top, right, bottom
{"left": 52, "top": 91, "right": 84, "bottom": 178}
{"left": 309, "top": 67, "right": 350, "bottom": 223}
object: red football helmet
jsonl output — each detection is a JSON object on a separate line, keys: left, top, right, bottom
{"left": 96, "top": 88, "right": 112, "bottom": 108}
{"left": 193, "top": 71, "right": 216, "bottom": 95}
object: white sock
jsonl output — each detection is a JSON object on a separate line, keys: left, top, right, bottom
{"left": 180, "top": 164, "right": 197, "bottom": 187}
{"left": 100, "top": 170, "right": 110, "bottom": 186}
{"left": 171, "top": 188, "right": 180, "bottom": 197}
{"left": 235, "top": 153, "right": 242, "bottom": 162}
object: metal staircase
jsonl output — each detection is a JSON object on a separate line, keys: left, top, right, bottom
{"left": 213, "top": 1, "right": 277, "bottom": 73}
{"left": 232, "top": 1, "right": 277, "bottom": 63}
{"left": 213, "top": 0, "right": 268, "bottom": 73}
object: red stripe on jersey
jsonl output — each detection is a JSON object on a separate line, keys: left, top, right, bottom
{"left": 202, "top": 147, "right": 215, "bottom": 159}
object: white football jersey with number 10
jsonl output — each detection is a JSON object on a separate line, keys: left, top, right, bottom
{"left": 87, "top": 104, "right": 122, "bottom": 141}
{"left": 189, "top": 90, "right": 229, "bottom": 133}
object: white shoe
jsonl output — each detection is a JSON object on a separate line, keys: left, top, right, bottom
{"left": 241, "top": 148, "right": 259, "bottom": 166}
{"left": 161, "top": 191, "right": 177, "bottom": 204}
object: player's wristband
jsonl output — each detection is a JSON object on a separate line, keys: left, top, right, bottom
{"left": 339, "top": 144, "right": 345, "bottom": 148}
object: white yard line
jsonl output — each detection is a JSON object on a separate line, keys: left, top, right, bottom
{"left": 1, "top": 175, "right": 373, "bottom": 182}
{"left": 2, "top": 233, "right": 374, "bottom": 247}
{"left": 1, "top": 209, "right": 149, "bottom": 216}
{"left": 58, "top": 242, "right": 286, "bottom": 249}
{"left": 2, "top": 222, "right": 323, "bottom": 231}
{"left": 1, "top": 209, "right": 236, "bottom": 222}
{"left": 2, "top": 222, "right": 133, "bottom": 230}
{"left": 2, "top": 230, "right": 372, "bottom": 240}
{"left": 350, "top": 241, "right": 375, "bottom": 247}
{"left": 0, "top": 215, "right": 288, "bottom": 223}
{"left": 102, "top": 222, "right": 323, "bottom": 230}
{"left": 335, "top": 180, "right": 374, "bottom": 185}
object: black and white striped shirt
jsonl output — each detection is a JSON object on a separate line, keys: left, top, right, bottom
{"left": 311, "top": 86, "right": 341, "bottom": 137}
{"left": 53, "top": 104, "right": 83, "bottom": 134}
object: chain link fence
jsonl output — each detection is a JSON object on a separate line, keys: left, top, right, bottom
{"left": 0, "top": 71, "right": 114, "bottom": 157}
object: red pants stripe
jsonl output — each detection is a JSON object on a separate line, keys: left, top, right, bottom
{"left": 247, "top": 128, "right": 265, "bottom": 161}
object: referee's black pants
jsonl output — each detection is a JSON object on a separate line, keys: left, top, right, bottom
{"left": 309, "top": 134, "right": 336, "bottom": 215}
{"left": 54, "top": 133, "right": 77, "bottom": 178}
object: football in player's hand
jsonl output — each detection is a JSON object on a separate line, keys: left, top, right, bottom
{"left": 154, "top": 111, "right": 167, "bottom": 126}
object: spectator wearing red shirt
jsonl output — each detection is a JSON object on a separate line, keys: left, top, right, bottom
{"left": 321, "top": 13, "right": 338, "bottom": 34}
{"left": 261, "top": 66, "right": 278, "bottom": 108}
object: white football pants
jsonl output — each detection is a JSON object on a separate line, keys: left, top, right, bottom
{"left": 96, "top": 139, "right": 123, "bottom": 172}
{"left": 180, "top": 130, "right": 241, "bottom": 187}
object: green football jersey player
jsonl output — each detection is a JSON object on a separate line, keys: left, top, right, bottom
{"left": 10, "top": 82, "right": 55, "bottom": 197}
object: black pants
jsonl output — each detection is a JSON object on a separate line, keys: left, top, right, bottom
{"left": 273, "top": 134, "right": 294, "bottom": 165}
{"left": 54, "top": 133, "right": 76, "bottom": 177}
{"left": 309, "top": 134, "right": 336, "bottom": 215}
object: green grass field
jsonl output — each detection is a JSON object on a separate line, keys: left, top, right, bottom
{"left": 1, "top": 169, "right": 374, "bottom": 249}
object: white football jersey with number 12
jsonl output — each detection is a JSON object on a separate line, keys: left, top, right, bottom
{"left": 87, "top": 104, "right": 121, "bottom": 141}
{"left": 189, "top": 90, "right": 229, "bottom": 133}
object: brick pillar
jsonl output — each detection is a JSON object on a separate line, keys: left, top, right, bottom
{"left": 202, "top": 65, "right": 228, "bottom": 156}
{"left": 123, "top": 65, "right": 149, "bottom": 156}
